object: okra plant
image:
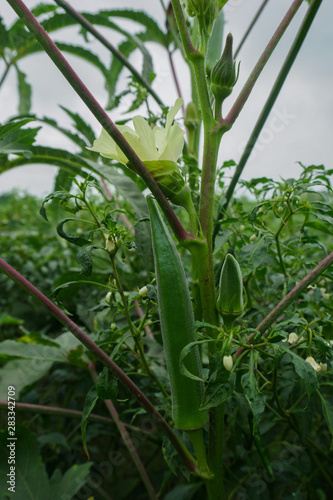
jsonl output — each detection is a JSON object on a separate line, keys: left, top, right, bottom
{"left": 0, "top": 1, "right": 332, "bottom": 499}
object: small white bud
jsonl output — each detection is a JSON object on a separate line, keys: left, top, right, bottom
{"left": 139, "top": 286, "right": 149, "bottom": 297}
{"left": 105, "top": 234, "right": 116, "bottom": 253}
{"left": 239, "top": 224, "right": 245, "bottom": 232}
{"left": 223, "top": 355, "right": 233, "bottom": 372}
{"left": 305, "top": 356, "right": 321, "bottom": 372}
{"left": 320, "top": 363, "right": 328, "bottom": 373}
{"left": 250, "top": 233, "right": 257, "bottom": 242}
{"left": 105, "top": 292, "right": 112, "bottom": 304}
{"left": 287, "top": 332, "right": 298, "bottom": 344}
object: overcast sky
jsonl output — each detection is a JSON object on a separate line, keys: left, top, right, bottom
{"left": 0, "top": 0, "right": 332, "bottom": 196}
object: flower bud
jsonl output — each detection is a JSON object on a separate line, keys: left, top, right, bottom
{"left": 320, "top": 363, "right": 328, "bottom": 373}
{"left": 211, "top": 34, "right": 239, "bottom": 103}
{"left": 239, "top": 224, "right": 245, "bottom": 232}
{"left": 111, "top": 322, "right": 117, "bottom": 331}
{"left": 305, "top": 356, "right": 321, "bottom": 372}
{"left": 223, "top": 355, "right": 233, "bottom": 371}
{"left": 139, "top": 286, "right": 149, "bottom": 297}
{"left": 250, "top": 234, "right": 257, "bottom": 242}
{"left": 105, "top": 292, "right": 112, "bottom": 304}
{"left": 217, "top": 254, "right": 244, "bottom": 330}
{"left": 184, "top": 102, "right": 200, "bottom": 132}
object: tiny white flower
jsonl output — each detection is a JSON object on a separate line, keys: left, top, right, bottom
{"left": 305, "top": 356, "right": 321, "bottom": 372}
{"left": 223, "top": 355, "right": 233, "bottom": 372}
{"left": 105, "top": 234, "right": 116, "bottom": 253}
{"left": 139, "top": 286, "right": 149, "bottom": 297}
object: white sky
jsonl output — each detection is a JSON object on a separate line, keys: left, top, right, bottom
{"left": 0, "top": 0, "right": 332, "bottom": 196}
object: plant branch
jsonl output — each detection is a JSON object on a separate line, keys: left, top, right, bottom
{"left": 234, "top": 0, "right": 270, "bottom": 58}
{"left": 170, "top": 0, "right": 201, "bottom": 61}
{"left": 5, "top": 0, "right": 191, "bottom": 244}
{"left": 235, "top": 251, "right": 333, "bottom": 358}
{"left": 0, "top": 256, "right": 198, "bottom": 474}
{"left": 89, "top": 365, "right": 158, "bottom": 500}
{"left": 214, "top": 0, "right": 323, "bottom": 241}
{"left": 53, "top": 0, "right": 164, "bottom": 109}
{"left": 224, "top": 0, "right": 303, "bottom": 127}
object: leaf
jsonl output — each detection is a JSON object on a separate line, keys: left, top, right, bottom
{"left": 40, "top": 191, "right": 73, "bottom": 221}
{"left": 201, "top": 370, "right": 235, "bottom": 410}
{"left": 0, "top": 16, "right": 9, "bottom": 48}
{"left": 100, "top": 9, "right": 167, "bottom": 46}
{"left": 179, "top": 341, "right": 207, "bottom": 382}
{"left": 164, "top": 483, "right": 203, "bottom": 500}
{"left": 76, "top": 245, "right": 98, "bottom": 276}
{"left": 317, "top": 391, "right": 333, "bottom": 450}
{"left": 0, "top": 426, "right": 50, "bottom": 499}
{"left": 49, "top": 463, "right": 92, "bottom": 500}
{"left": 16, "top": 67, "right": 32, "bottom": 114}
{"left": 279, "top": 345, "right": 319, "bottom": 402}
{"left": 0, "top": 312, "right": 23, "bottom": 326}
{"left": 241, "top": 351, "right": 266, "bottom": 425}
{"left": 238, "top": 238, "right": 268, "bottom": 277}
{"left": 56, "top": 218, "right": 92, "bottom": 247}
{"left": 59, "top": 107, "right": 99, "bottom": 144}
{"left": 96, "top": 367, "right": 118, "bottom": 400}
{"left": 0, "top": 145, "right": 95, "bottom": 179}
{"left": 0, "top": 124, "right": 40, "bottom": 157}
{"left": 81, "top": 386, "right": 99, "bottom": 459}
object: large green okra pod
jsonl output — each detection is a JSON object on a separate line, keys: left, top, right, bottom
{"left": 147, "top": 197, "right": 208, "bottom": 431}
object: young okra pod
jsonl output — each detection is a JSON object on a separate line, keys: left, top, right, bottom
{"left": 147, "top": 197, "right": 208, "bottom": 431}
{"left": 217, "top": 253, "right": 244, "bottom": 330}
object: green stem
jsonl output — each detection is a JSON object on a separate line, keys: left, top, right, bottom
{"left": 187, "top": 429, "right": 211, "bottom": 477}
{"left": 218, "top": 0, "right": 323, "bottom": 225}
{"left": 89, "top": 366, "right": 159, "bottom": 500}
{"left": 207, "top": 404, "right": 226, "bottom": 500}
{"left": 53, "top": 0, "right": 164, "bottom": 109}
{"left": 6, "top": 0, "right": 190, "bottom": 244}
{"left": 0, "top": 256, "right": 199, "bottom": 474}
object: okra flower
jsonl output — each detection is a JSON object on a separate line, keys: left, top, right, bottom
{"left": 305, "top": 356, "right": 321, "bottom": 372}
{"left": 87, "top": 98, "right": 185, "bottom": 197}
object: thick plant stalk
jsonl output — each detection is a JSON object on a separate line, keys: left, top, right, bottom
{"left": 53, "top": 0, "right": 165, "bottom": 109}
{"left": 89, "top": 365, "right": 158, "bottom": 500}
{"left": 0, "top": 257, "right": 199, "bottom": 474}
{"left": 5, "top": 0, "right": 190, "bottom": 244}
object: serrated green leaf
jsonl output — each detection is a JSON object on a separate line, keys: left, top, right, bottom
{"left": 96, "top": 367, "right": 118, "bottom": 400}
{"left": 60, "top": 106, "right": 96, "bottom": 143}
{"left": 279, "top": 345, "right": 319, "bottom": 402}
{"left": 201, "top": 370, "right": 235, "bottom": 410}
{"left": 57, "top": 218, "right": 92, "bottom": 247}
{"left": 317, "top": 391, "right": 333, "bottom": 450}
{"left": 101, "top": 9, "right": 167, "bottom": 45}
{"left": 55, "top": 41, "right": 108, "bottom": 76}
{"left": 49, "top": 463, "right": 92, "bottom": 500}
{"left": 16, "top": 67, "right": 32, "bottom": 114}
{"left": 81, "top": 386, "right": 99, "bottom": 459}
{"left": 40, "top": 191, "right": 73, "bottom": 221}
{"left": 238, "top": 238, "right": 268, "bottom": 277}
{"left": 0, "top": 146, "right": 94, "bottom": 182}
{"left": 0, "top": 125, "right": 40, "bottom": 157}
{"left": 76, "top": 245, "right": 98, "bottom": 276}
{"left": 0, "top": 16, "right": 9, "bottom": 47}
{"left": 0, "top": 426, "right": 50, "bottom": 499}
{"left": 241, "top": 351, "right": 266, "bottom": 425}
